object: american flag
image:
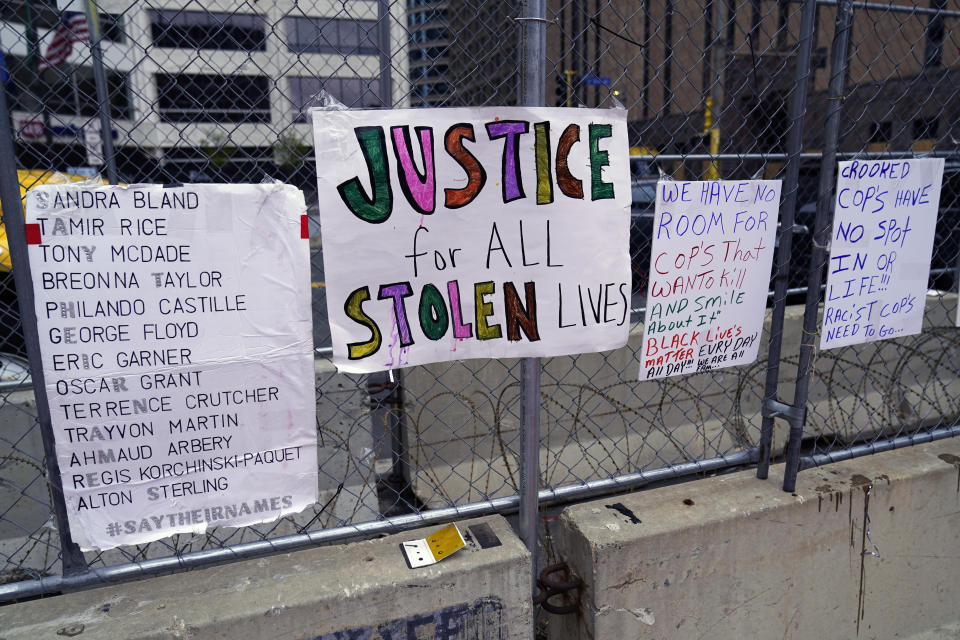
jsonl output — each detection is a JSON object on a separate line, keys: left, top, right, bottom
{"left": 38, "top": 12, "right": 89, "bottom": 71}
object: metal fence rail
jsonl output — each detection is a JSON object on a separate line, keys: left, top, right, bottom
{"left": 0, "top": 0, "right": 956, "bottom": 610}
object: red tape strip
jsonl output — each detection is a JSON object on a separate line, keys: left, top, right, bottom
{"left": 25, "top": 223, "right": 41, "bottom": 245}
{"left": 301, "top": 215, "right": 309, "bottom": 240}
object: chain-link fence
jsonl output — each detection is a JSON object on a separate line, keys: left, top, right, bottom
{"left": 0, "top": 0, "right": 957, "bottom": 605}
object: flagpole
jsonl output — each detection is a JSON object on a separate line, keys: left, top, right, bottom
{"left": 81, "top": 0, "right": 117, "bottom": 183}
{"left": 70, "top": 62, "right": 82, "bottom": 117}
{"left": 24, "top": 0, "right": 54, "bottom": 149}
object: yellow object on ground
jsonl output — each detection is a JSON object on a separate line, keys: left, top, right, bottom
{"left": 426, "top": 523, "right": 466, "bottom": 561}
{"left": 400, "top": 523, "right": 467, "bottom": 568}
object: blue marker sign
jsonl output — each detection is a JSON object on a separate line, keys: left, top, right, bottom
{"left": 820, "top": 158, "right": 944, "bottom": 349}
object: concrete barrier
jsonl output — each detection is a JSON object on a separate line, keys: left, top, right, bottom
{"left": 0, "top": 514, "right": 532, "bottom": 640}
{"left": 547, "top": 439, "right": 960, "bottom": 639}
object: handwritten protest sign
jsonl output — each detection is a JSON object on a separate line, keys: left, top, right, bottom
{"left": 312, "top": 107, "right": 631, "bottom": 373}
{"left": 820, "top": 158, "right": 944, "bottom": 349}
{"left": 639, "top": 180, "right": 781, "bottom": 381}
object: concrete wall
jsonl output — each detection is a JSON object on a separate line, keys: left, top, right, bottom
{"left": 0, "top": 514, "right": 531, "bottom": 640}
{"left": 401, "top": 295, "right": 960, "bottom": 509}
{"left": 548, "top": 438, "right": 960, "bottom": 640}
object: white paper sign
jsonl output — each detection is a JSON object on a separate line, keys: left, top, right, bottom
{"left": 639, "top": 180, "right": 781, "bottom": 380}
{"left": 820, "top": 158, "right": 943, "bottom": 349}
{"left": 83, "top": 123, "right": 103, "bottom": 166}
{"left": 25, "top": 183, "right": 318, "bottom": 550}
{"left": 312, "top": 107, "right": 631, "bottom": 373}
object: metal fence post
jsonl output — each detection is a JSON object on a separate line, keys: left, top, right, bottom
{"left": 782, "top": 0, "right": 854, "bottom": 492}
{"left": 368, "top": 369, "right": 416, "bottom": 517}
{"left": 518, "top": 0, "right": 545, "bottom": 598}
{"left": 376, "top": 0, "right": 394, "bottom": 108}
{"left": 83, "top": 0, "right": 118, "bottom": 184}
{"left": 757, "top": 0, "right": 818, "bottom": 479}
{"left": 0, "top": 36, "right": 88, "bottom": 576}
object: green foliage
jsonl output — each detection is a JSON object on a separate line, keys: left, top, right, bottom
{"left": 273, "top": 132, "right": 311, "bottom": 170}
{"left": 200, "top": 130, "right": 236, "bottom": 168}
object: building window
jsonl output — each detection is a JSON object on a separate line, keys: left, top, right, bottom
{"left": 411, "top": 27, "right": 447, "bottom": 44}
{"left": 409, "top": 46, "right": 447, "bottom": 62}
{"left": 156, "top": 74, "right": 271, "bottom": 123}
{"left": 150, "top": 10, "right": 266, "bottom": 51}
{"left": 100, "top": 13, "right": 126, "bottom": 43}
{"left": 923, "top": 0, "right": 946, "bottom": 68}
{"left": 285, "top": 17, "right": 379, "bottom": 55}
{"left": 869, "top": 121, "right": 892, "bottom": 143}
{"left": 5, "top": 54, "right": 131, "bottom": 118}
{"left": 411, "top": 64, "right": 449, "bottom": 80}
{"left": 288, "top": 76, "right": 380, "bottom": 121}
{"left": 742, "top": 92, "right": 787, "bottom": 153}
{"left": 812, "top": 47, "right": 828, "bottom": 69}
{"left": 413, "top": 82, "right": 449, "bottom": 98}
{"left": 408, "top": 9, "right": 446, "bottom": 27}
{"left": 913, "top": 117, "right": 939, "bottom": 140}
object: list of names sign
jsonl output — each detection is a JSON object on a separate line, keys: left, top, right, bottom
{"left": 639, "top": 180, "right": 781, "bottom": 380}
{"left": 26, "top": 183, "right": 318, "bottom": 550}
{"left": 820, "top": 158, "right": 944, "bottom": 349}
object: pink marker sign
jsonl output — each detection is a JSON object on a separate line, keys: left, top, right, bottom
{"left": 313, "top": 107, "right": 632, "bottom": 374}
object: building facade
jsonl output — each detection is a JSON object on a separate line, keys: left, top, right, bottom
{"left": 544, "top": 0, "right": 960, "bottom": 155}
{"left": 407, "top": 0, "right": 451, "bottom": 106}
{"left": 3, "top": 0, "right": 955, "bottom": 179}
{"left": 1, "top": 0, "right": 409, "bottom": 184}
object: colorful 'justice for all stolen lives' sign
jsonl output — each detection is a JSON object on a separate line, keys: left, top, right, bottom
{"left": 25, "top": 183, "right": 318, "bottom": 550}
{"left": 312, "top": 107, "right": 632, "bottom": 373}
{"left": 639, "top": 180, "right": 782, "bottom": 380}
{"left": 820, "top": 158, "right": 944, "bottom": 349}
